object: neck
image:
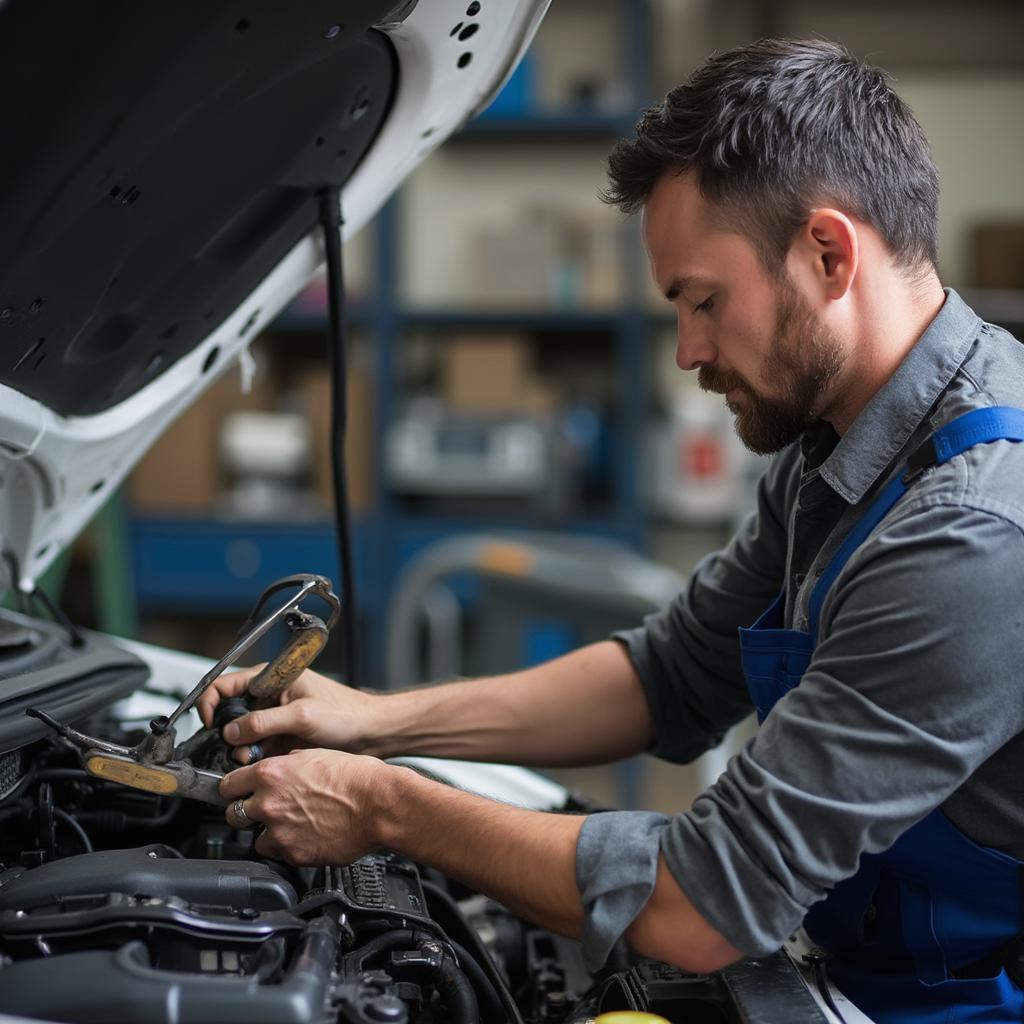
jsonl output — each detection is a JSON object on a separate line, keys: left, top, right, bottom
{"left": 825, "top": 272, "right": 946, "bottom": 435}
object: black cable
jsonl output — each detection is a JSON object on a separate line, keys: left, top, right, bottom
{"left": 29, "top": 583, "right": 85, "bottom": 648}
{"left": 53, "top": 806, "right": 93, "bottom": 853}
{"left": 316, "top": 186, "right": 359, "bottom": 688}
{"left": 420, "top": 879, "right": 524, "bottom": 1024}
{"left": 810, "top": 955, "right": 848, "bottom": 1024}
{"left": 351, "top": 928, "right": 479, "bottom": 1024}
{"left": 448, "top": 937, "right": 507, "bottom": 1024}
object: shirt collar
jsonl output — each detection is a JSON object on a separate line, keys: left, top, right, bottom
{"left": 816, "top": 288, "right": 981, "bottom": 505}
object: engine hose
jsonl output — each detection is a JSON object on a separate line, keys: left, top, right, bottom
{"left": 77, "top": 797, "right": 183, "bottom": 831}
{"left": 441, "top": 958, "right": 481, "bottom": 1024}
{"left": 448, "top": 937, "right": 507, "bottom": 1024}
{"left": 350, "top": 928, "right": 480, "bottom": 1024}
{"left": 252, "top": 936, "right": 288, "bottom": 982}
{"left": 420, "top": 879, "right": 524, "bottom": 1024}
{"left": 351, "top": 928, "right": 420, "bottom": 968}
{"left": 52, "top": 806, "right": 92, "bottom": 853}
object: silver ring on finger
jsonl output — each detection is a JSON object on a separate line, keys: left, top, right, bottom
{"left": 232, "top": 798, "right": 260, "bottom": 831}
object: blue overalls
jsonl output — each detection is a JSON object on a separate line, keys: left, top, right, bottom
{"left": 738, "top": 407, "right": 1024, "bottom": 1023}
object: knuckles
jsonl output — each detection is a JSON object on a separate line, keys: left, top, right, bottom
{"left": 243, "top": 709, "right": 267, "bottom": 738}
{"left": 291, "top": 702, "right": 315, "bottom": 733}
{"left": 251, "top": 758, "right": 280, "bottom": 785}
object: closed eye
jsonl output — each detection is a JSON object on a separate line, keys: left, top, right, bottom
{"left": 694, "top": 296, "right": 715, "bottom": 314}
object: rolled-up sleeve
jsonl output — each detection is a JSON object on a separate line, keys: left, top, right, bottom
{"left": 576, "top": 810, "right": 671, "bottom": 970}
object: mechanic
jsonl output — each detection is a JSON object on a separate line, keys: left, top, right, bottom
{"left": 200, "top": 39, "right": 1024, "bottom": 1023}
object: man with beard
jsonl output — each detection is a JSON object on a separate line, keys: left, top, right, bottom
{"left": 203, "top": 39, "right": 1024, "bottom": 1022}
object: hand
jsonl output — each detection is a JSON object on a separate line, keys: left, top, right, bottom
{"left": 219, "top": 748, "right": 398, "bottom": 864}
{"left": 196, "top": 665, "right": 385, "bottom": 762}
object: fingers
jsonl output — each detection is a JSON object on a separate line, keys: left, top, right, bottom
{"left": 254, "top": 828, "right": 285, "bottom": 861}
{"left": 196, "top": 664, "right": 266, "bottom": 727}
{"left": 219, "top": 761, "right": 262, "bottom": 801}
{"left": 231, "top": 742, "right": 266, "bottom": 766}
{"left": 225, "top": 797, "right": 261, "bottom": 831}
{"left": 221, "top": 703, "right": 311, "bottom": 747}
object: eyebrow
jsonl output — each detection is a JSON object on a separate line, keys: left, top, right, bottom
{"left": 663, "top": 275, "right": 715, "bottom": 302}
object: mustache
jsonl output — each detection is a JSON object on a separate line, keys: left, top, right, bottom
{"left": 698, "top": 366, "right": 747, "bottom": 396}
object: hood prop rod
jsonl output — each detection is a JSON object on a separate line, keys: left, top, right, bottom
{"left": 317, "top": 185, "right": 360, "bottom": 688}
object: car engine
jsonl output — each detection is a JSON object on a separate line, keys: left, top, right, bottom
{"left": 0, "top": 609, "right": 832, "bottom": 1024}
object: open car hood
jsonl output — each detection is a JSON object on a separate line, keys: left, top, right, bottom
{"left": 0, "top": 0, "right": 549, "bottom": 592}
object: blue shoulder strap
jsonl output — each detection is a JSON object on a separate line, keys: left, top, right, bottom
{"left": 807, "top": 406, "right": 1024, "bottom": 641}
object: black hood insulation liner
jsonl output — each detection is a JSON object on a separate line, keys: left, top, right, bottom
{"left": 0, "top": 1, "right": 398, "bottom": 416}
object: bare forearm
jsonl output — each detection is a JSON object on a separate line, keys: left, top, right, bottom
{"left": 370, "top": 766, "right": 741, "bottom": 974}
{"left": 364, "top": 641, "right": 654, "bottom": 767}
{"left": 375, "top": 764, "right": 586, "bottom": 937}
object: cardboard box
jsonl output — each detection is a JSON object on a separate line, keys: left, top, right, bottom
{"left": 295, "top": 362, "right": 375, "bottom": 515}
{"left": 973, "top": 224, "right": 1024, "bottom": 288}
{"left": 440, "top": 335, "right": 557, "bottom": 416}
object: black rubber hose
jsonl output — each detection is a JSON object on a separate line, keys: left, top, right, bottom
{"left": 350, "top": 928, "right": 481, "bottom": 1024}
{"left": 316, "top": 186, "right": 359, "bottom": 688}
{"left": 351, "top": 928, "right": 418, "bottom": 968}
{"left": 76, "top": 797, "right": 183, "bottom": 831}
{"left": 441, "top": 957, "right": 481, "bottom": 1024}
{"left": 420, "top": 879, "right": 524, "bottom": 1024}
{"left": 53, "top": 806, "right": 92, "bottom": 853}
{"left": 813, "top": 959, "right": 849, "bottom": 1024}
{"left": 448, "top": 938, "right": 507, "bottom": 1024}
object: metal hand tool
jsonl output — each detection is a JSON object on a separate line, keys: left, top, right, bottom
{"left": 26, "top": 573, "right": 340, "bottom": 807}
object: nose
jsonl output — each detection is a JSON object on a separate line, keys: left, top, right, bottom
{"left": 675, "top": 319, "right": 716, "bottom": 372}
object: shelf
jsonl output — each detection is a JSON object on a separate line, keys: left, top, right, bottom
{"left": 400, "top": 308, "right": 624, "bottom": 332}
{"left": 272, "top": 307, "right": 675, "bottom": 334}
{"left": 455, "top": 111, "right": 626, "bottom": 142}
{"left": 130, "top": 512, "right": 641, "bottom": 614}
{"left": 272, "top": 305, "right": 373, "bottom": 333}
{"left": 130, "top": 517, "right": 377, "bottom": 612}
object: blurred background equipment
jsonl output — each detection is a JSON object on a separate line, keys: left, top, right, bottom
{"left": 217, "top": 411, "right": 318, "bottom": 521}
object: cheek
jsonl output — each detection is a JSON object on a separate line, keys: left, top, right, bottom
{"left": 717, "top": 313, "right": 767, "bottom": 378}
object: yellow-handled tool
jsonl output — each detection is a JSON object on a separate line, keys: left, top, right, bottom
{"left": 27, "top": 573, "right": 340, "bottom": 806}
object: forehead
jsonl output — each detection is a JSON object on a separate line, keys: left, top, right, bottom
{"left": 641, "top": 170, "right": 760, "bottom": 286}
{"left": 641, "top": 170, "right": 716, "bottom": 246}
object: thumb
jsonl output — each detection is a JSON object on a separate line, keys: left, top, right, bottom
{"left": 222, "top": 703, "right": 307, "bottom": 745}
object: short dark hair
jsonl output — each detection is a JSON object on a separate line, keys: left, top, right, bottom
{"left": 605, "top": 38, "right": 939, "bottom": 273}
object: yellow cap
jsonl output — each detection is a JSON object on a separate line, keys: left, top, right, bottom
{"left": 594, "top": 1013, "right": 672, "bottom": 1024}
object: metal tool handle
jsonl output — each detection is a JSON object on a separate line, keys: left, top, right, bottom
{"left": 158, "top": 574, "right": 339, "bottom": 735}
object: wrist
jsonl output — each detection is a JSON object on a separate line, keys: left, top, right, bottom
{"left": 366, "top": 762, "right": 424, "bottom": 851}
{"left": 356, "top": 690, "right": 428, "bottom": 759}
{"left": 346, "top": 691, "right": 402, "bottom": 758}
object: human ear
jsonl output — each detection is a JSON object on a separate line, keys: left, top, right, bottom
{"left": 802, "top": 209, "right": 858, "bottom": 300}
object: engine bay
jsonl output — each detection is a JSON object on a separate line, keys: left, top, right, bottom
{"left": 0, "top": 605, "right": 833, "bottom": 1024}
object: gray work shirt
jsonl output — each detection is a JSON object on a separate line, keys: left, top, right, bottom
{"left": 576, "top": 289, "right": 1024, "bottom": 969}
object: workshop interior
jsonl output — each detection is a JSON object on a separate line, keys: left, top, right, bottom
{"left": 1, "top": 1, "right": 1023, "bottom": 1023}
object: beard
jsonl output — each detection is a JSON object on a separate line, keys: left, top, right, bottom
{"left": 698, "top": 276, "right": 846, "bottom": 455}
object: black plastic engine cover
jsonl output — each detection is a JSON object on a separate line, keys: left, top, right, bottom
{"left": 0, "top": 843, "right": 297, "bottom": 912}
{"left": 597, "top": 954, "right": 830, "bottom": 1024}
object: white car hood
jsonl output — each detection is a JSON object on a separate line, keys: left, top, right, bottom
{"left": 0, "top": 0, "right": 549, "bottom": 591}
